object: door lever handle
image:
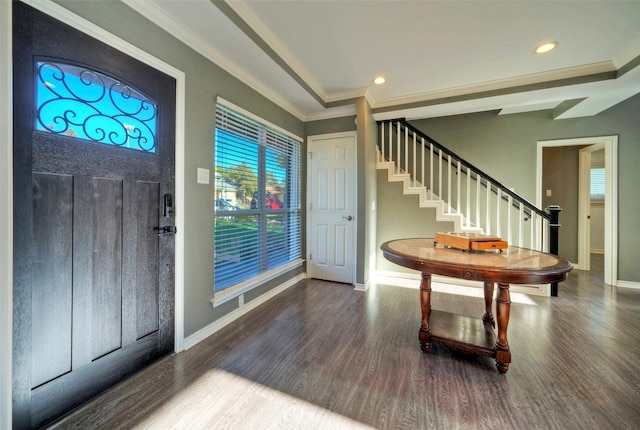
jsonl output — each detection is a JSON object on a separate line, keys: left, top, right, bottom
{"left": 154, "top": 225, "right": 177, "bottom": 235}
{"left": 342, "top": 215, "right": 353, "bottom": 221}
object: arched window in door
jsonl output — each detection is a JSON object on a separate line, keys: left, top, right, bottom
{"left": 36, "top": 61, "right": 158, "bottom": 152}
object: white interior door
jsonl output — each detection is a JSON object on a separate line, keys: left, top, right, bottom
{"left": 307, "top": 132, "right": 356, "bottom": 284}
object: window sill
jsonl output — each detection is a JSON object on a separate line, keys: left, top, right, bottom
{"left": 211, "top": 258, "right": 305, "bottom": 308}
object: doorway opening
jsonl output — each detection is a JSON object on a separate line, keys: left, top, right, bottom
{"left": 537, "top": 136, "right": 618, "bottom": 286}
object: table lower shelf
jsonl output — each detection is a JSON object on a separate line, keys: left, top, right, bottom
{"left": 419, "top": 310, "right": 511, "bottom": 371}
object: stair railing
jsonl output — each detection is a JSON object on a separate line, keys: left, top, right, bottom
{"left": 378, "top": 119, "right": 555, "bottom": 253}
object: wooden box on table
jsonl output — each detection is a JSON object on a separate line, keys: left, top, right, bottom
{"left": 435, "top": 232, "right": 508, "bottom": 251}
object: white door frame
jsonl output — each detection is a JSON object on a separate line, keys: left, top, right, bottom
{"left": 536, "top": 136, "right": 618, "bottom": 286}
{"left": 0, "top": 2, "right": 13, "bottom": 428}
{"left": 306, "top": 131, "right": 357, "bottom": 284}
{"left": 1, "top": 1, "right": 186, "bottom": 426}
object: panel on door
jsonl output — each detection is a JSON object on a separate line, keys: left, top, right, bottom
{"left": 13, "top": 3, "right": 176, "bottom": 428}
{"left": 308, "top": 133, "right": 356, "bottom": 284}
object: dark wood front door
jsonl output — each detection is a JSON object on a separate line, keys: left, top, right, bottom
{"left": 12, "top": 3, "right": 176, "bottom": 428}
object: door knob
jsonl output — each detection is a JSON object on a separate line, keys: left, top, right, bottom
{"left": 342, "top": 215, "right": 353, "bottom": 221}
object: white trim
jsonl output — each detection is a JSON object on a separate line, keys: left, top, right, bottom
{"left": 0, "top": 0, "right": 13, "bottom": 427}
{"left": 225, "top": 0, "right": 327, "bottom": 102}
{"left": 376, "top": 270, "right": 549, "bottom": 297}
{"left": 616, "top": 280, "right": 640, "bottom": 290}
{"left": 122, "top": 0, "right": 308, "bottom": 122}
{"left": 354, "top": 282, "right": 368, "bottom": 292}
{"left": 211, "top": 259, "right": 304, "bottom": 307}
{"left": 174, "top": 78, "right": 186, "bottom": 353}
{"left": 187, "top": 273, "right": 307, "bottom": 350}
{"left": 20, "top": 0, "right": 188, "bottom": 353}
{"left": 304, "top": 105, "right": 357, "bottom": 122}
{"left": 372, "top": 61, "right": 615, "bottom": 110}
{"left": 216, "top": 96, "right": 303, "bottom": 142}
{"left": 537, "top": 136, "right": 618, "bottom": 287}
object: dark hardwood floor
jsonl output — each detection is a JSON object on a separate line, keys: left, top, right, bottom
{"left": 50, "top": 254, "right": 640, "bottom": 429}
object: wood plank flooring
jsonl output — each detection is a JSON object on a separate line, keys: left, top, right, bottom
{"left": 50, "top": 255, "right": 640, "bottom": 429}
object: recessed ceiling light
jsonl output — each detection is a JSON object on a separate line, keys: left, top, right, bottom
{"left": 535, "top": 41, "right": 558, "bottom": 54}
{"left": 373, "top": 76, "right": 386, "bottom": 85}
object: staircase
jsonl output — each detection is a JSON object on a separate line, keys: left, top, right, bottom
{"left": 377, "top": 119, "right": 553, "bottom": 253}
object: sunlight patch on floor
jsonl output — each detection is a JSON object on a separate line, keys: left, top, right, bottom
{"left": 137, "top": 369, "right": 376, "bottom": 430}
{"left": 375, "top": 275, "right": 537, "bottom": 305}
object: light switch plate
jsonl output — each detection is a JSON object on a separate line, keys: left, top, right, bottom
{"left": 197, "top": 168, "right": 210, "bottom": 184}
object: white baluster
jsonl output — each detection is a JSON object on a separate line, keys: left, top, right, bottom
{"left": 447, "top": 155, "right": 452, "bottom": 214}
{"left": 486, "top": 180, "right": 491, "bottom": 236}
{"left": 438, "top": 151, "right": 443, "bottom": 201}
{"left": 388, "top": 122, "right": 392, "bottom": 162}
{"left": 379, "top": 122, "right": 385, "bottom": 162}
{"left": 430, "top": 145, "right": 434, "bottom": 200}
{"left": 466, "top": 167, "right": 471, "bottom": 228}
{"left": 496, "top": 188, "right": 501, "bottom": 238}
{"left": 518, "top": 202, "right": 524, "bottom": 247}
{"left": 531, "top": 212, "right": 536, "bottom": 250}
{"left": 456, "top": 161, "right": 461, "bottom": 215}
{"left": 396, "top": 121, "right": 400, "bottom": 174}
{"left": 412, "top": 132, "right": 416, "bottom": 186}
{"left": 476, "top": 174, "right": 481, "bottom": 230}
{"left": 404, "top": 126, "right": 409, "bottom": 174}
{"left": 507, "top": 194, "right": 512, "bottom": 244}
{"left": 421, "top": 137, "right": 425, "bottom": 187}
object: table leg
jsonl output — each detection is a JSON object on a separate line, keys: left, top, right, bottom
{"left": 482, "top": 281, "right": 495, "bottom": 327}
{"left": 418, "top": 272, "right": 432, "bottom": 352}
{"left": 495, "top": 282, "right": 512, "bottom": 373}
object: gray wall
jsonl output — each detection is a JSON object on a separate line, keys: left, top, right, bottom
{"left": 376, "top": 170, "right": 456, "bottom": 274}
{"left": 408, "top": 93, "right": 640, "bottom": 283}
{"left": 56, "top": 0, "right": 306, "bottom": 337}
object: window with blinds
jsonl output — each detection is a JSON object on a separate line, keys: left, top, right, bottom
{"left": 590, "top": 167, "right": 605, "bottom": 200}
{"left": 214, "top": 100, "right": 302, "bottom": 293}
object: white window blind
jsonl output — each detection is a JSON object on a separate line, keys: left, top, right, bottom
{"left": 590, "top": 168, "right": 605, "bottom": 200}
{"left": 214, "top": 100, "right": 301, "bottom": 292}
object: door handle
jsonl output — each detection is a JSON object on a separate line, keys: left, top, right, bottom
{"left": 154, "top": 225, "right": 177, "bottom": 235}
{"left": 342, "top": 215, "right": 353, "bottom": 221}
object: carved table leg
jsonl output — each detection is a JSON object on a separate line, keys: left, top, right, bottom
{"left": 418, "top": 272, "right": 432, "bottom": 352}
{"left": 495, "top": 282, "right": 512, "bottom": 373}
{"left": 482, "top": 281, "right": 495, "bottom": 327}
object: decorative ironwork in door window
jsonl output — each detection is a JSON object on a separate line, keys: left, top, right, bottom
{"left": 36, "top": 61, "right": 158, "bottom": 152}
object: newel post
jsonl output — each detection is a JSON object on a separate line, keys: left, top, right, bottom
{"left": 546, "top": 205, "right": 562, "bottom": 296}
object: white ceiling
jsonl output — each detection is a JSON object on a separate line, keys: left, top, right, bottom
{"left": 125, "top": 0, "right": 640, "bottom": 122}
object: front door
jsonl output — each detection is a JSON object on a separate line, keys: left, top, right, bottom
{"left": 307, "top": 132, "right": 356, "bottom": 284}
{"left": 12, "top": 3, "right": 176, "bottom": 428}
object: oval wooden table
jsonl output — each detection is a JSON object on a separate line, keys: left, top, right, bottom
{"left": 381, "top": 238, "right": 572, "bottom": 373}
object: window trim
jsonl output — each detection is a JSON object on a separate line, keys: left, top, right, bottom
{"left": 212, "top": 97, "right": 303, "bottom": 301}
{"left": 210, "top": 258, "right": 303, "bottom": 307}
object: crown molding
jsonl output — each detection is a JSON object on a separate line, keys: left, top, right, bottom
{"left": 122, "top": 0, "right": 307, "bottom": 121}
{"left": 225, "top": 0, "right": 328, "bottom": 102}
{"left": 303, "top": 105, "right": 357, "bottom": 122}
{"left": 614, "top": 38, "right": 640, "bottom": 70}
{"left": 372, "top": 61, "right": 616, "bottom": 110}
{"left": 325, "top": 86, "right": 369, "bottom": 103}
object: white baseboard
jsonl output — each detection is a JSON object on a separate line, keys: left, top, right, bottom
{"left": 354, "top": 280, "right": 369, "bottom": 291}
{"left": 376, "top": 270, "right": 550, "bottom": 296}
{"left": 182, "top": 273, "right": 307, "bottom": 351}
{"left": 616, "top": 280, "right": 640, "bottom": 290}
